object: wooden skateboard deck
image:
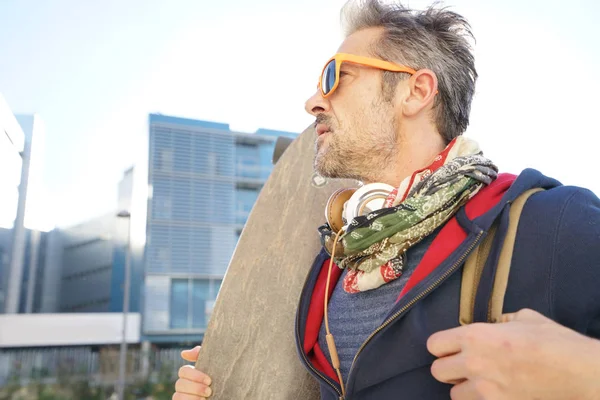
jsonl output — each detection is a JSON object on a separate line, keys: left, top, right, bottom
{"left": 195, "top": 126, "right": 355, "bottom": 399}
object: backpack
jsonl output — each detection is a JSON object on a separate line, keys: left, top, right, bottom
{"left": 459, "top": 188, "right": 544, "bottom": 325}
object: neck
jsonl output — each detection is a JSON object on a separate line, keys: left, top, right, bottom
{"left": 365, "top": 127, "right": 446, "bottom": 186}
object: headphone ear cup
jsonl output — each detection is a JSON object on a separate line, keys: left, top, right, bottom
{"left": 343, "top": 183, "right": 395, "bottom": 224}
{"left": 325, "top": 188, "right": 357, "bottom": 233}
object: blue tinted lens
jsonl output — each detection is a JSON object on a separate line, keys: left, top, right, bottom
{"left": 321, "top": 60, "right": 337, "bottom": 94}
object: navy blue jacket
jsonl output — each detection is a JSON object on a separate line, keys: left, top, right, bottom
{"left": 295, "top": 169, "right": 600, "bottom": 399}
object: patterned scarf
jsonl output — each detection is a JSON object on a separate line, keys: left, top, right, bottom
{"left": 318, "top": 136, "right": 497, "bottom": 293}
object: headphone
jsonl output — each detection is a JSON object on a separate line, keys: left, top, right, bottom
{"left": 325, "top": 182, "right": 396, "bottom": 232}
{"left": 322, "top": 182, "right": 395, "bottom": 395}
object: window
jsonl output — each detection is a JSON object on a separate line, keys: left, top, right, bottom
{"left": 192, "top": 280, "right": 210, "bottom": 328}
{"left": 170, "top": 279, "right": 189, "bottom": 329}
{"left": 153, "top": 197, "right": 171, "bottom": 219}
{"left": 235, "top": 189, "right": 259, "bottom": 224}
{"left": 169, "top": 278, "right": 224, "bottom": 330}
{"left": 207, "top": 152, "right": 217, "bottom": 174}
{"left": 235, "top": 143, "right": 260, "bottom": 178}
{"left": 158, "top": 149, "right": 174, "bottom": 172}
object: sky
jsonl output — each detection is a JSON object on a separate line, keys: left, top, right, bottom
{"left": 0, "top": 0, "right": 599, "bottom": 228}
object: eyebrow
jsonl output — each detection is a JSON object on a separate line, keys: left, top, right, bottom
{"left": 339, "top": 62, "right": 360, "bottom": 71}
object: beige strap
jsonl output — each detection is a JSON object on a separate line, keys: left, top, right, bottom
{"left": 459, "top": 188, "right": 543, "bottom": 325}
{"left": 459, "top": 223, "right": 496, "bottom": 325}
{"left": 487, "top": 188, "right": 543, "bottom": 322}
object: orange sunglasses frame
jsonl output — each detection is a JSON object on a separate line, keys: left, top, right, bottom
{"left": 318, "top": 53, "right": 417, "bottom": 98}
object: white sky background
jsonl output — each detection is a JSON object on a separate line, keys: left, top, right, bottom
{"left": 0, "top": 0, "right": 598, "bottom": 228}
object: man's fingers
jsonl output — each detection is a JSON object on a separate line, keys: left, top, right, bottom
{"left": 500, "top": 312, "right": 516, "bottom": 323}
{"left": 431, "top": 353, "right": 469, "bottom": 384}
{"left": 501, "top": 308, "right": 548, "bottom": 323}
{"left": 175, "top": 376, "right": 212, "bottom": 398}
{"left": 172, "top": 392, "right": 207, "bottom": 400}
{"left": 181, "top": 346, "right": 201, "bottom": 362}
{"left": 449, "top": 380, "right": 480, "bottom": 400}
{"left": 179, "top": 365, "right": 212, "bottom": 385}
{"left": 427, "top": 325, "right": 467, "bottom": 357}
{"left": 450, "top": 379, "right": 499, "bottom": 400}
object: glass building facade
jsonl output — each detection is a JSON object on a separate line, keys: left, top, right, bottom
{"left": 58, "top": 213, "right": 116, "bottom": 313}
{"left": 0, "top": 97, "right": 24, "bottom": 311}
{"left": 143, "top": 114, "right": 297, "bottom": 342}
{"left": 0, "top": 95, "right": 24, "bottom": 231}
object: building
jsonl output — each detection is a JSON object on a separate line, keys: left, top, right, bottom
{"left": 1, "top": 108, "right": 297, "bottom": 344}
{"left": 53, "top": 167, "right": 142, "bottom": 315}
{"left": 0, "top": 112, "right": 298, "bottom": 388}
{"left": 0, "top": 228, "right": 59, "bottom": 314}
{"left": 0, "top": 94, "right": 26, "bottom": 313}
{"left": 142, "top": 114, "right": 297, "bottom": 343}
{"left": 110, "top": 166, "right": 143, "bottom": 315}
{"left": 0, "top": 229, "right": 14, "bottom": 310}
{"left": 0, "top": 95, "right": 24, "bottom": 230}
{"left": 0, "top": 312, "right": 142, "bottom": 388}
{"left": 0, "top": 94, "right": 52, "bottom": 314}
{"left": 0, "top": 94, "right": 113, "bottom": 316}
{"left": 58, "top": 213, "right": 116, "bottom": 312}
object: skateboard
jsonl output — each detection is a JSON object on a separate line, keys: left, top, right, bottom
{"left": 195, "top": 126, "right": 355, "bottom": 399}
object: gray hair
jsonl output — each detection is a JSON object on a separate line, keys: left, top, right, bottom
{"left": 341, "top": 0, "right": 477, "bottom": 142}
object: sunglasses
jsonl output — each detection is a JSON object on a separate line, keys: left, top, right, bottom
{"left": 318, "top": 53, "right": 417, "bottom": 98}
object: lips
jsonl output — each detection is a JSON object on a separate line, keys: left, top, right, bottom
{"left": 316, "top": 123, "right": 330, "bottom": 136}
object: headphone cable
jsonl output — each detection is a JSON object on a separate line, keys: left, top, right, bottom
{"left": 324, "top": 228, "right": 346, "bottom": 397}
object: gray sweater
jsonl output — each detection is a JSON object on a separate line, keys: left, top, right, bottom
{"left": 317, "top": 232, "right": 436, "bottom": 382}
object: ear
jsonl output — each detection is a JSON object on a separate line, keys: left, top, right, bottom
{"left": 401, "top": 69, "right": 438, "bottom": 117}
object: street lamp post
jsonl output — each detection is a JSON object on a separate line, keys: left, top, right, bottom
{"left": 116, "top": 210, "right": 132, "bottom": 400}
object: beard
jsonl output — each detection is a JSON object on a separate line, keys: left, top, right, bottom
{"left": 313, "top": 99, "right": 398, "bottom": 183}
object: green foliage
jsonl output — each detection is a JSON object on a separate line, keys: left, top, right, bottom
{"left": 0, "top": 368, "right": 178, "bottom": 400}
{"left": 0, "top": 347, "right": 186, "bottom": 400}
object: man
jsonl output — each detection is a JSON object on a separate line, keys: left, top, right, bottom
{"left": 173, "top": 1, "right": 600, "bottom": 399}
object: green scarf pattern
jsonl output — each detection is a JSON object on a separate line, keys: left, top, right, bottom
{"left": 318, "top": 137, "right": 497, "bottom": 293}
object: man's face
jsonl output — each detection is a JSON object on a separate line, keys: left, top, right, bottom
{"left": 305, "top": 27, "right": 401, "bottom": 184}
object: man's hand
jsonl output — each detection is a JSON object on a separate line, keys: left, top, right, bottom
{"left": 173, "top": 346, "right": 213, "bottom": 399}
{"left": 427, "top": 309, "right": 600, "bottom": 400}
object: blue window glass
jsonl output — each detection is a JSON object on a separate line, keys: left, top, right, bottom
{"left": 191, "top": 279, "right": 210, "bottom": 328}
{"left": 235, "top": 143, "right": 260, "bottom": 178}
{"left": 170, "top": 279, "right": 189, "bottom": 329}
{"left": 235, "top": 189, "right": 259, "bottom": 224}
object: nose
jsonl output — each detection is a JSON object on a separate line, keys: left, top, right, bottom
{"left": 305, "top": 89, "right": 331, "bottom": 117}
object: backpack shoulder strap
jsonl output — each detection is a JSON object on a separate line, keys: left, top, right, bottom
{"left": 459, "top": 187, "right": 544, "bottom": 325}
